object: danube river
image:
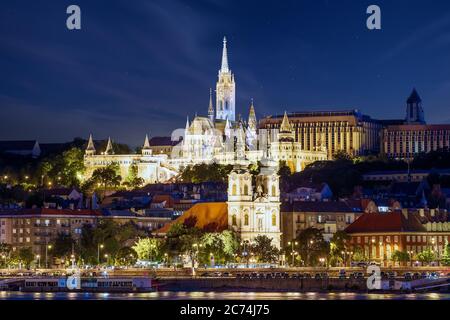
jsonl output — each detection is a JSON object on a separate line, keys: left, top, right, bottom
{"left": 0, "top": 291, "right": 449, "bottom": 300}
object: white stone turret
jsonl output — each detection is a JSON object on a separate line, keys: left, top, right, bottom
{"left": 85, "top": 134, "right": 95, "bottom": 156}
{"left": 142, "top": 134, "right": 152, "bottom": 156}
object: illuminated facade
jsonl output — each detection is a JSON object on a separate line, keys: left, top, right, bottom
{"left": 84, "top": 135, "right": 178, "bottom": 184}
{"left": 227, "top": 160, "right": 282, "bottom": 249}
{"left": 83, "top": 37, "right": 328, "bottom": 183}
{"left": 382, "top": 89, "right": 450, "bottom": 159}
{"left": 170, "top": 38, "right": 327, "bottom": 172}
{"left": 260, "top": 110, "right": 382, "bottom": 158}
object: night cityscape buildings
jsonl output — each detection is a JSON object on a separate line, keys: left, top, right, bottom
{"left": 1, "top": 1, "right": 450, "bottom": 306}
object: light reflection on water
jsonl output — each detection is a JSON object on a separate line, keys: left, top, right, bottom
{"left": 0, "top": 291, "right": 449, "bottom": 300}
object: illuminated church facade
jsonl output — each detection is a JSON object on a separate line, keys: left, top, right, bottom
{"left": 83, "top": 37, "right": 327, "bottom": 183}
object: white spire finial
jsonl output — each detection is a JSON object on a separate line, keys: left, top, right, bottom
{"left": 221, "top": 36, "right": 229, "bottom": 72}
{"left": 105, "top": 136, "right": 114, "bottom": 155}
{"left": 143, "top": 134, "right": 151, "bottom": 149}
{"left": 86, "top": 133, "right": 95, "bottom": 151}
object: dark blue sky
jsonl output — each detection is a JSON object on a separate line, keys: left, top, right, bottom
{"left": 1, "top": 0, "right": 450, "bottom": 146}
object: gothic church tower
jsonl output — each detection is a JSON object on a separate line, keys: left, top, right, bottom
{"left": 216, "top": 37, "right": 236, "bottom": 121}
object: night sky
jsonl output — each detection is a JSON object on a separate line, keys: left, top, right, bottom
{"left": 1, "top": 0, "right": 450, "bottom": 147}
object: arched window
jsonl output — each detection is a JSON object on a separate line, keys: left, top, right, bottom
{"left": 272, "top": 213, "right": 277, "bottom": 226}
{"left": 244, "top": 184, "right": 249, "bottom": 196}
{"left": 244, "top": 214, "right": 249, "bottom": 226}
{"left": 271, "top": 185, "right": 276, "bottom": 196}
{"left": 232, "top": 214, "right": 237, "bottom": 226}
{"left": 232, "top": 184, "right": 237, "bottom": 196}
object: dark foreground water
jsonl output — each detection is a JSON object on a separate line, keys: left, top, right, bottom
{"left": 1, "top": 291, "right": 449, "bottom": 300}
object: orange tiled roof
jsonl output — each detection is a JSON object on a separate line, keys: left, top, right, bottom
{"left": 156, "top": 202, "right": 228, "bottom": 234}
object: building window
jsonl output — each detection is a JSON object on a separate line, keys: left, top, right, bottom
{"left": 232, "top": 184, "right": 237, "bottom": 196}
{"left": 232, "top": 215, "right": 237, "bottom": 226}
{"left": 272, "top": 214, "right": 276, "bottom": 226}
{"left": 272, "top": 185, "right": 276, "bottom": 196}
{"left": 244, "top": 214, "right": 249, "bottom": 226}
{"left": 244, "top": 184, "right": 249, "bottom": 196}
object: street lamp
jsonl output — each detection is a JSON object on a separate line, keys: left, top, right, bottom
{"left": 319, "top": 257, "right": 325, "bottom": 267}
{"left": 104, "top": 254, "right": 109, "bottom": 265}
{"left": 36, "top": 255, "right": 41, "bottom": 269}
{"left": 241, "top": 240, "right": 250, "bottom": 268}
{"left": 287, "top": 241, "right": 298, "bottom": 266}
{"left": 97, "top": 244, "right": 104, "bottom": 265}
{"left": 370, "top": 238, "right": 375, "bottom": 262}
{"left": 70, "top": 254, "right": 75, "bottom": 269}
{"left": 45, "top": 244, "right": 52, "bottom": 269}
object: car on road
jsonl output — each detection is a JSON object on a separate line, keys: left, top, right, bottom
{"left": 404, "top": 272, "right": 413, "bottom": 280}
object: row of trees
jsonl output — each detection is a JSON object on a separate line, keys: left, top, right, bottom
{"left": 284, "top": 227, "right": 450, "bottom": 267}
{"left": 133, "top": 223, "right": 280, "bottom": 267}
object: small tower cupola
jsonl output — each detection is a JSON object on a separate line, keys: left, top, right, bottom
{"left": 85, "top": 134, "right": 96, "bottom": 156}
{"left": 104, "top": 137, "right": 114, "bottom": 155}
{"left": 405, "top": 88, "right": 425, "bottom": 124}
{"left": 142, "top": 134, "right": 152, "bottom": 156}
{"left": 248, "top": 99, "right": 257, "bottom": 130}
{"left": 278, "top": 111, "right": 295, "bottom": 142}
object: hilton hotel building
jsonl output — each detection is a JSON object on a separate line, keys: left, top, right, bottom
{"left": 260, "top": 109, "right": 382, "bottom": 158}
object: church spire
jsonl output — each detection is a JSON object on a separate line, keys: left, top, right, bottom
{"left": 248, "top": 99, "right": 257, "bottom": 130}
{"left": 280, "top": 111, "right": 293, "bottom": 133}
{"left": 185, "top": 116, "right": 190, "bottom": 132}
{"left": 208, "top": 88, "right": 215, "bottom": 122}
{"left": 143, "top": 134, "right": 151, "bottom": 149}
{"left": 142, "top": 134, "right": 152, "bottom": 156}
{"left": 105, "top": 137, "right": 114, "bottom": 155}
{"left": 85, "top": 134, "right": 95, "bottom": 156}
{"left": 221, "top": 36, "right": 229, "bottom": 73}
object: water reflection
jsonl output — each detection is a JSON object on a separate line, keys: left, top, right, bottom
{"left": 0, "top": 291, "right": 449, "bottom": 300}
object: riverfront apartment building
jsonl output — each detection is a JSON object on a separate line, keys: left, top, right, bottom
{"left": 281, "top": 201, "right": 364, "bottom": 246}
{"left": 0, "top": 208, "right": 172, "bottom": 257}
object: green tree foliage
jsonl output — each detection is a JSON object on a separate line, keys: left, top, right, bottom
{"left": 180, "top": 163, "right": 233, "bottom": 183}
{"left": 115, "top": 247, "right": 137, "bottom": 266}
{"left": 249, "top": 235, "right": 279, "bottom": 263}
{"left": 124, "top": 164, "right": 145, "bottom": 189}
{"left": 14, "top": 247, "right": 34, "bottom": 268}
{"left": 83, "top": 163, "right": 122, "bottom": 197}
{"left": 351, "top": 246, "right": 365, "bottom": 262}
{"left": 441, "top": 241, "right": 450, "bottom": 266}
{"left": 79, "top": 220, "right": 144, "bottom": 265}
{"left": 0, "top": 243, "right": 12, "bottom": 267}
{"left": 296, "top": 227, "right": 329, "bottom": 266}
{"left": 329, "top": 231, "right": 350, "bottom": 266}
{"left": 199, "top": 230, "right": 240, "bottom": 265}
{"left": 132, "top": 238, "right": 163, "bottom": 261}
{"left": 417, "top": 249, "right": 436, "bottom": 265}
{"left": 51, "top": 233, "right": 75, "bottom": 260}
{"left": 391, "top": 250, "right": 410, "bottom": 266}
